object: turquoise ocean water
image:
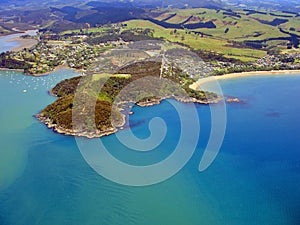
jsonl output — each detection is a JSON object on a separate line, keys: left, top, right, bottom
{"left": 0, "top": 38, "right": 300, "bottom": 225}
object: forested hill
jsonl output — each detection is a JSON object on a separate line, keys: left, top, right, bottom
{"left": 0, "top": 0, "right": 223, "bottom": 8}
{"left": 1, "top": 0, "right": 299, "bottom": 13}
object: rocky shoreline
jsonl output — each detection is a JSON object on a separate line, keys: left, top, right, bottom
{"left": 0, "top": 63, "right": 83, "bottom": 77}
{"left": 38, "top": 66, "right": 295, "bottom": 139}
{"left": 36, "top": 112, "right": 126, "bottom": 139}
{"left": 37, "top": 94, "right": 223, "bottom": 139}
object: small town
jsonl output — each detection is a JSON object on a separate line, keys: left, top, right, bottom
{"left": 1, "top": 27, "right": 300, "bottom": 76}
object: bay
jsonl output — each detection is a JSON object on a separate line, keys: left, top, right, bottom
{"left": 0, "top": 30, "right": 37, "bottom": 53}
{"left": 0, "top": 70, "right": 300, "bottom": 225}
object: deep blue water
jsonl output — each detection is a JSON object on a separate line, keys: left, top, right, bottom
{"left": 0, "top": 69, "right": 300, "bottom": 225}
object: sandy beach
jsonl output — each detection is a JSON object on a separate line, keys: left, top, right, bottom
{"left": 214, "top": 70, "right": 300, "bottom": 80}
{"left": 10, "top": 37, "right": 38, "bottom": 52}
{"left": 190, "top": 70, "right": 300, "bottom": 90}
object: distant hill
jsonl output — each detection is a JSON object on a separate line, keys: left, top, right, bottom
{"left": 0, "top": 0, "right": 85, "bottom": 7}
{"left": 50, "top": 4, "right": 146, "bottom": 27}
{"left": 1, "top": 0, "right": 299, "bottom": 13}
{"left": 224, "top": 0, "right": 300, "bottom": 13}
{"left": 0, "top": 0, "right": 224, "bottom": 9}
{"left": 130, "top": 0, "right": 225, "bottom": 8}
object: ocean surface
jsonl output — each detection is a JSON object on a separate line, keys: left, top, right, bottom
{"left": 0, "top": 69, "right": 300, "bottom": 225}
{"left": 0, "top": 38, "right": 300, "bottom": 225}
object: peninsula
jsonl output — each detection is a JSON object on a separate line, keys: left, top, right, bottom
{"left": 36, "top": 60, "right": 220, "bottom": 138}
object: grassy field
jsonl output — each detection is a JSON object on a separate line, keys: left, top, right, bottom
{"left": 198, "top": 21, "right": 288, "bottom": 41}
{"left": 155, "top": 8, "right": 293, "bottom": 41}
{"left": 62, "top": 26, "right": 112, "bottom": 35}
{"left": 92, "top": 73, "right": 131, "bottom": 81}
{"left": 122, "top": 19, "right": 267, "bottom": 62}
{"left": 127, "top": 7, "right": 299, "bottom": 60}
{"left": 279, "top": 18, "right": 300, "bottom": 35}
{"left": 61, "top": 7, "right": 299, "bottom": 62}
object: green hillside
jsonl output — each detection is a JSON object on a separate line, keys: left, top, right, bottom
{"left": 121, "top": 8, "right": 300, "bottom": 62}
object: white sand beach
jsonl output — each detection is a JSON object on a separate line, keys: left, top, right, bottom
{"left": 190, "top": 70, "right": 300, "bottom": 90}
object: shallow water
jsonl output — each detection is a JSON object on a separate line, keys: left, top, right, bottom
{"left": 0, "top": 30, "right": 37, "bottom": 53}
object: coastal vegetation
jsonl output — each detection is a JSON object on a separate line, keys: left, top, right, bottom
{"left": 37, "top": 60, "right": 218, "bottom": 138}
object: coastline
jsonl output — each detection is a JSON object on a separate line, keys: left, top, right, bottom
{"left": 36, "top": 114, "right": 124, "bottom": 139}
{"left": 10, "top": 37, "right": 38, "bottom": 52}
{"left": 190, "top": 69, "right": 300, "bottom": 89}
{"left": 214, "top": 70, "right": 300, "bottom": 80}
{"left": 29, "top": 65, "right": 84, "bottom": 77}
{"left": 37, "top": 94, "right": 222, "bottom": 139}
{"left": 0, "top": 68, "right": 24, "bottom": 72}
{"left": 3, "top": 66, "right": 300, "bottom": 138}
{"left": 0, "top": 32, "right": 20, "bottom": 37}
{"left": 2, "top": 67, "right": 299, "bottom": 79}
{"left": 0, "top": 65, "right": 83, "bottom": 77}
{"left": 37, "top": 68, "right": 300, "bottom": 139}
{"left": 3, "top": 30, "right": 39, "bottom": 52}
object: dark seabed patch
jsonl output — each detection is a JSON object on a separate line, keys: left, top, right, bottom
{"left": 266, "top": 111, "right": 282, "bottom": 118}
